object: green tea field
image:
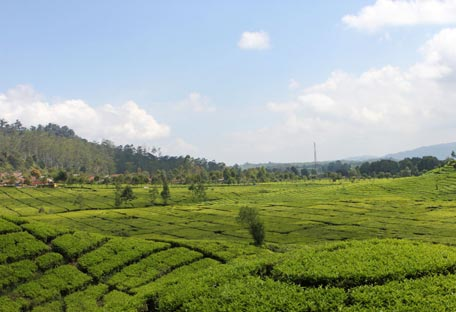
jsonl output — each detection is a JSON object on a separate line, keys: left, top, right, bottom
{"left": 2, "top": 165, "right": 456, "bottom": 311}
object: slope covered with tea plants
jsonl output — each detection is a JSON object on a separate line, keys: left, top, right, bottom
{"left": 3, "top": 217, "right": 456, "bottom": 311}
{"left": 0, "top": 164, "right": 454, "bottom": 246}
{"left": 2, "top": 165, "right": 456, "bottom": 311}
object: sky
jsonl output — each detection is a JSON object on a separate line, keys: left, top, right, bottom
{"left": 2, "top": 0, "right": 456, "bottom": 164}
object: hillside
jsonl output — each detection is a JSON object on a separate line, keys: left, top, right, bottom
{"left": 0, "top": 119, "right": 225, "bottom": 176}
{"left": 384, "top": 142, "right": 456, "bottom": 160}
{"left": 2, "top": 217, "right": 456, "bottom": 311}
{"left": 2, "top": 160, "right": 456, "bottom": 311}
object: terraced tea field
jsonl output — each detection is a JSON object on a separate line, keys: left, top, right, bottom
{"left": 2, "top": 165, "right": 456, "bottom": 311}
{"left": 3, "top": 217, "right": 456, "bottom": 311}
{"left": 1, "top": 165, "right": 456, "bottom": 245}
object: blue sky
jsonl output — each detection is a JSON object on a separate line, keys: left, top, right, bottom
{"left": 2, "top": 0, "right": 456, "bottom": 164}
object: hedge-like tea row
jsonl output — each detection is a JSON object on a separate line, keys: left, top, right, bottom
{"left": 183, "top": 277, "right": 346, "bottom": 312}
{"left": 77, "top": 237, "right": 170, "bottom": 279}
{"left": 64, "top": 284, "right": 109, "bottom": 312}
{"left": 0, "top": 232, "right": 49, "bottom": 263}
{"left": 133, "top": 258, "right": 220, "bottom": 310}
{"left": 52, "top": 231, "right": 107, "bottom": 258}
{"left": 0, "top": 260, "right": 37, "bottom": 290}
{"left": 347, "top": 273, "right": 456, "bottom": 311}
{"left": 272, "top": 239, "right": 456, "bottom": 288}
{"left": 35, "top": 252, "right": 64, "bottom": 271}
{"left": 108, "top": 247, "right": 203, "bottom": 290}
{"left": 21, "top": 221, "right": 70, "bottom": 242}
{"left": 0, "top": 218, "right": 21, "bottom": 234}
{"left": 7, "top": 265, "right": 91, "bottom": 308}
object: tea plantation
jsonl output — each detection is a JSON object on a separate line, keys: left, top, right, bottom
{"left": 2, "top": 165, "right": 456, "bottom": 311}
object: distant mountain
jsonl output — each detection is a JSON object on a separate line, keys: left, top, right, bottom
{"left": 342, "top": 155, "right": 378, "bottom": 162}
{"left": 384, "top": 142, "right": 456, "bottom": 160}
{"left": 240, "top": 142, "right": 456, "bottom": 170}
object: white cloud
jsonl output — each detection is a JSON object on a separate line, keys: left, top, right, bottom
{"left": 176, "top": 92, "right": 216, "bottom": 112}
{"left": 343, "top": 0, "right": 456, "bottom": 32}
{"left": 288, "top": 79, "right": 300, "bottom": 90}
{"left": 238, "top": 31, "right": 270, "bottom": 50}
{"left": 227, "top": 28, "right": 456, "bottom": 162}
{"left": 0, "top": 85, "right": 170, "bottom": 145}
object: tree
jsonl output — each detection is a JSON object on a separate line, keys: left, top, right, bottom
{"left": 114, "top": 182, "right": 122, "bottom": 208}
{"left": 31, "top": 168, "right": 41, "bottom": 179}
{"left": 149, "top": 186, "right": 159, "bottom": 206}
{"left": 160, "top": 173, "right": 171, "bottom": 205}
{"left": 301, "top": 168, "right": 309, "bottom": 178}
{"left": 236, "top": 207, "right": 265, "bottom": 246}
{"left": 54, "top": 170, "right": 68, "bottom": 183}
{"left": 189, "top": 180, "right": 207, "bottom": 202}
{"left": 120, "top": 185, "right": 136, "bottom": 206}
{"left": 290, "top": 166, "right": 300, "bottom": 177}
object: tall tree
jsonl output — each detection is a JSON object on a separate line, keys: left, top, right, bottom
{"left": 160, "top": 172, "right": 171, "bottom": 205}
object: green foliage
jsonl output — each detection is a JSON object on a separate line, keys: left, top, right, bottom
{"left": 347, "top": 274, "right": 456, "bottom": 311}
{"left": 237, "top": 207, "right": 265, "bottom": 246}
{"left": 133, "top": 258, "right": 221, "bottom": 311}
{"left": 54, "top": 170, "right": 68, "bottom": 183}
{"left": 108, "top": 247, "right": 202, "bottom": 290}
{"left": 0, "top": 122, "right": 115, "bottom": 173}
{"left": 21, "top": 221, "right": 70, "bottom": 242}
{"left": 120, "top": 185, "right": 136, "bottom": 206}
{"left": 148, "top": 186, "right": 159, "bottom": 205}
{"left": 0, "top": 260, "right": 38, "bottom": 289}
{"left": 160, "top": 174, "right": 171, "bottom": 205}
{"left": 12, "top": 265, "right": 91, "bottom": 306}
{"left": 78, "top": 238, "right": 169, "bottom": 279}
{"left": 114, "top": 182, "right": 122, "bottom": 208}
{"left": 35, "top": 252, "right": 64, "bottom": 271}
{"left": 0, "top": 296, "right": 28, "bottom": 311}
{"left": 0, "top": 232, "right": 49, "bottom": 263}
{"left": 64, "top": 284, "right": 109, "bottom": 311}
{"left": 1, "top": 215, "right": 27, "bottom": 225}
{"left": 171, "top": 239, "right": 267, "bottom": 262}
{"left": 5, "top": 167, "right": 456, "bottom": 311}
{"left": 183, "top": 277, "right": 346, "bottom": 312}
{"left": 52, "top": 231, "right": 107, "bottom": 259}
{"left": 72, "top": 193, "right": 85, "bottom": 209}
{"left": 0, "top": 217, "right": 21, "bottom": 234}
{"left": 101, "top": 290, "right": 145, "bottom": 312}
{"left": 272, "top": 239, "right": 456, "bottom": 288}
{"left": 31, "top": 300, "right": 63, "bottom": 312}
{"left": 189, "top": 181, "right": 207, "bottom": 202}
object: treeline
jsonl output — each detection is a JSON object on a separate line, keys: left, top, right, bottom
{"left": 0, "top": 119, "right": 225, "bottom": 180}
{"left": 320, "top": 157, "right": 443, "bottom": 180}
{"left": 0, "top": 118, "right": 447, "bottom": 185}
{"left": 0, "top": 120, "right": 115, "bottom": 174}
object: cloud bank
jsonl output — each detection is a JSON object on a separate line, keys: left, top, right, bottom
{"left": 228, "top": 27, "right": 456, "bottom": 162}
{"left": 343, "top": 0, "right": 456, "bottom": 32}
{"left": 0, "top": 85, "right": 170, "bottom": 145}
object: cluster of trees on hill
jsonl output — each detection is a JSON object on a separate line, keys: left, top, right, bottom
{"left": 320, "top": 157, "right": 443, "bottom": 180}
{"left": 0, "top": 118, "right": 447, "bottom": 185}
{"left": 0, "top": 118, "right": 225, "bottom": 180}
